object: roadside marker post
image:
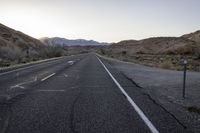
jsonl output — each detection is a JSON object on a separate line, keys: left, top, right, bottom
{"left": 183, "top": 60, "right": 187, "bottom": 99}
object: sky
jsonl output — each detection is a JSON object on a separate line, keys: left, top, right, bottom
{"left": 0, "top": 0, "right": 200, "bottom": 42}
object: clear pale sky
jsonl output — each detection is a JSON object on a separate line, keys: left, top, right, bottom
{"left": 0, "top": 0, "right": 200, "bottom": 42}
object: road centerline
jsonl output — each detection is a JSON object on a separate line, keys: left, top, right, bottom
{"left": 41, "top": 73, "right": 56, "bottom": 81}
{"left": 96, "top": 56, "right": 159, "bottom": 133}
{"left": 37, "top": 90, "right": 65, "bottom": 92}
{"left": 68, "top": 60, "right": 75, "bottom": 65}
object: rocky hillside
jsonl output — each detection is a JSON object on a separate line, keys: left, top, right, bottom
{"left": 108, "top": 31, "right": 200, "bottom": 56}
{"left": 0, "top": 23, "right": 45, "bottom": 62}
{"left": 40, "top": 37, "right": 110, "bottom": 46}
{"left": 181, "top": 30, "right": 200, "bottom": 43}
{"left": 0, "top": 23, "right": 64, "bottom": 67}
{"left": 0, "top": 23, "right": 43, "bottom": 49}
{"left": 99, "top": 30, "right": 200, "bottom": 71}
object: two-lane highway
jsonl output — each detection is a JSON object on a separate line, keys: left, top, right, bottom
{"left": 0, "top": 53, "right": 190, "bottom": 133}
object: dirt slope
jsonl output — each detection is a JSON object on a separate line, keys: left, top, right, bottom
{"left": 182, "top": 30, "right": 200, "bottom": 44}
{"left": 110, "top": 31, "right": 200, "bottom": 55}
{"left": 0, "top": 23, "right": 46, "bottom": 66}
{"left": 0, "top": 23, "right": 43, "bottom": 49}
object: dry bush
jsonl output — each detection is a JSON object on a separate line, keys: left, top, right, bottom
{"left": 188, "top": 106, "right": 200, "bottom": 114}
{"left": 0, "top": 46, "right": 25, "bottom": 62}
{"left": 40, "top": 45, "right": 64, "bottom": 58}
{"left": 121, "top": 51, "right": 127, "bottom": 55}
{"left": 160, "top": 60, "right": 174, "bottom": 69}
{"left": 100, "top": 48, "right": 106, "bottom": 55}
{"left": 0, "top": 46, "right": 26, "bottom": 66}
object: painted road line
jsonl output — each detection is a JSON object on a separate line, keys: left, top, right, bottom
{"left": 68, "top": 61, "right": 75, "bottom": 65}
{"left": 0, "top": 53, "right": 86, "bottom": 76}
{"left": 10, "top": 76, "right": 38, "bottom": 90}
{"left": 0, "top": 57, "right": 65, "bottom": 76}
{"left": 64, "top": 74, "right": 68, "bottom": 78}
{"left": 97, "top": 56, "right": 159, "bottom": 133}
{"left": 37, "top": 90, "right": 65, "bottom": 92}
{"left": 41, "top": 73, "right": 55, "bottom": 81}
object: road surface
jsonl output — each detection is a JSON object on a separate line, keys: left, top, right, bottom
{"left": 0, "top": 53, "right": 190, "bottom": 133}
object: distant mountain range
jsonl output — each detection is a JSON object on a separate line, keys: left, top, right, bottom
{"left": 40, "top": 37, "right": 110, "bottom": 46}
{"left": 1, "top": 22, "right": 200, "bottom": 58}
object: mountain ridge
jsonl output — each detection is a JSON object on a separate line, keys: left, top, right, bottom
{"left": 109, "top": 30, "right": 200, "bottom": 55}
{"left": 40, "top": 37, "right": 110, "bottom": 46}
{"left": 0, "top": 23, "right": 64, "bottom": 67}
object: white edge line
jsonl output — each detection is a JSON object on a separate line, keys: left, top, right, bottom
{"left": 96, "top": 56, "right": 159, "bottom": 133}
{"left": 41, "top": 73, "right": 56, "bottom": 81}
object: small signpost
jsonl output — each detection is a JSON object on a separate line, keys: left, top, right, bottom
{"left": 182, "top": 59, "right": 187, "bottom": 99}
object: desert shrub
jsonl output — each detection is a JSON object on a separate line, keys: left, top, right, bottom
{"left": 100, "top": 48, "right": 105, "bottom": 55}
{"left": 0, "top": 46, "right": 26, "bottom": 66}
{"left": 197, "top": 54, "right": 200, "bottom": 59}
{"left": 40, "top": 45, "right": 64, "bottom": 58}
{"left": 28, "top": 49, "right": 39, "bottom": 58}
{"left": 165, "top": 50, "right": 176, "bottom": 55}
{"left": 0, "top": 59, "right": 11, "bottom": 67}
{"left": 0, "top": 46, "right": 25, "bottom": 63}
{"left": 160, "top": 60, "right": 174, "bottom": 69}
{"left": 188, "top": 106, "right": 200, "bottom": 114}
{"left": 136, "top": 50, "right": 145, "bottom": 54}
{"left": 121, "top": 51, "right": 127, "bottom": 55}
{"left": 194, "top": 48, "right": 200, "bottom": 59}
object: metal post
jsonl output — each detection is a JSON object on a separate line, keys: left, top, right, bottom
{"left": 183, "top": 60, "right": 187, "bottom": 99}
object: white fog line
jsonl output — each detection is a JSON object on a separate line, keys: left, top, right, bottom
{"left": 41, "top": 73, "right": 55, "bottom": 81}
{"left": 97, "top": 56, "right": 159, "bottom": 133}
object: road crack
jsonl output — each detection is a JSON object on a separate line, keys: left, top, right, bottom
{"left": 69, "top": 90, "right": 81, "bottom": 133}
{"left": 121, "top": 70, "right": 187, "bottom": 129}
{"left": 0, "top": 104, "right": 11, "bottom": 133}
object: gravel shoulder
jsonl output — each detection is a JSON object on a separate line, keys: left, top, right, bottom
{"left": 99, "top": 54, "right": 200, "bottom": 132}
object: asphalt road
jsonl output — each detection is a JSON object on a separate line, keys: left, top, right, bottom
{"left": 0, "top": 53, "right": 191, "bottom": 133}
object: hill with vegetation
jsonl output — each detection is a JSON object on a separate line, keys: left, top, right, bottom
{"left": 0, "top": 23, "right": 65, "bottom": 67}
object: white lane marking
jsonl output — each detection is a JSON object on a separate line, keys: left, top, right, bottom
{"left": 38, "top": 86, "right": 78, "bottom": 92}
{"left": 10, "top": 76, "right": 38, "bottom": 90}
{"left": 97, "top": 56, "right": 159, "bottom": 133}
{"left": 68, "top": 61, "right": 74, "bottom": 65}
{"left": 41, "top": 73, "right": 55, "bottom": 81}
{"left": 37, "top": 90, "right": 65, "bottom": 92}
{"left": 0, "top": 53, "right": 87, "bottom": 76}
{"left": 64, "top": 74, "right": 68, "bottom": 78}
{"left": 10, "top": 85, "right": 25, "bottom": 89}
{"left": 0, "top": 57, "right": 65, "bottom": 76}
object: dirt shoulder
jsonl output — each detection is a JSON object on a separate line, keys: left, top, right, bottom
{"left": 99, "top": 54, "right": 200, "bottom": 132}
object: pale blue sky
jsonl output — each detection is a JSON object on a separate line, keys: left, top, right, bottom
{"left": 0, "top": 0, "right": 200, "bottom": 42}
